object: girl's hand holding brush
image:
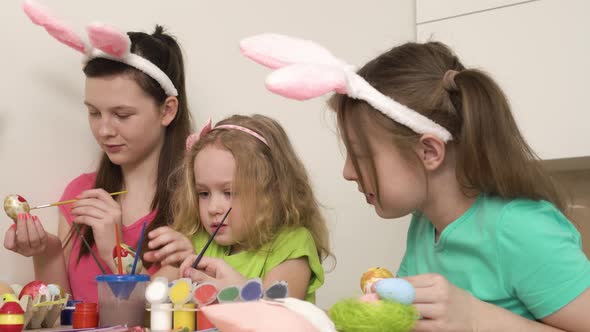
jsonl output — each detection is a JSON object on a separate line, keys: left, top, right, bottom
{"left": 70, "top": 189, "right": 123, "bottom": 268}
{"left": 143, "top": 226, "right": 194, "bottom": 267}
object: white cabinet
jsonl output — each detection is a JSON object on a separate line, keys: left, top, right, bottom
{"left": 417, "top": 0, "right": 590, "bottom": 160}
{"left": 417, "top": 0, "right": 526, "bottom": 23}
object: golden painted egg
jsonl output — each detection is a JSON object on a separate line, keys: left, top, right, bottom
{"left": 4, "top": 195, "right": 31, "bottom": 223}
{"left": 360, "top": 267, "right": 394, "bottom": 294}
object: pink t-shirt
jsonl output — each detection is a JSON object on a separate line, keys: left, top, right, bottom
{"left": 58, "top": 173, "right": 159, "bottom": 302}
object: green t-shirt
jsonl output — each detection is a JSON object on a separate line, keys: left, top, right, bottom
{"left": 191, "top": 227, "right": 324, "bottom": 303}
{"left": 398, "top": 194, "right": 590, "bottom": 319}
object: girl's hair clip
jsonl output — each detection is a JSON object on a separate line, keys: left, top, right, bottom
{"left": 240, "top": 33, "right": 453, "bottom": 142}
{"left": 23, "top": 0, "right": 178, "bottom": 97}
{"left": 186, "top": 118, "right": 213, "bottom": 151}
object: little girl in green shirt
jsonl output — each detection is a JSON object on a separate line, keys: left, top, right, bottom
{"left": 176, "top": 114, "right": 331, "bottom": 302}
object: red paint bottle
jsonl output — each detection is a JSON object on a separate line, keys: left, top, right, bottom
{"left": 72, "top": 303, "right": 98, "bottom": 328}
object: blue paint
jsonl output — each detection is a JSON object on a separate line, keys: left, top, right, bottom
{"left": 240, "top": 279, "right": 263, "bottom": 301}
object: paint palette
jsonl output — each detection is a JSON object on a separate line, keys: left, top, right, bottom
{"left": 145, "top": 278, "right": 290, "bottom": 307}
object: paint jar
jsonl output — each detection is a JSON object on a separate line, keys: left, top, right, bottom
{"left": 173, "top": 303, "right": 195, "bottom": 331}
{"left": 95, "top": 274, "right": 149, "bottom": 327}
{"left": 150, "top": 303, "right": 172, "bottom": 332}
{"left": 60, "top": 300, "right": 82, "bottom": 326}
{"left": 72, "top": 302, "right": 98, "bottom": 328}
{"left": 196, "top": 310, "right": 215, "bottom": 331}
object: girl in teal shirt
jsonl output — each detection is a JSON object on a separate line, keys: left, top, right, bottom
{"left": 243, "top": 34, "right": 590, "bottom": 331}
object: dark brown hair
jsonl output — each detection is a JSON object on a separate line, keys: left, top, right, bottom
{"left": 330, "top": 41, "right": 566, "bottom": 213}
{"left": 78, "top": 25, "right": 192, "bottom": 265}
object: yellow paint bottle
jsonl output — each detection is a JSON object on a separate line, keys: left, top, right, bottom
{"left": 173, "top": 303, "right": 194, "bottom": 331}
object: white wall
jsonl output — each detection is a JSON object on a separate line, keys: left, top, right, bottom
{"left": 417, "top": 0, "right": 590, "bottom": 160}
{"left": 0, "top": 0, "right": 415, "bottom": 308}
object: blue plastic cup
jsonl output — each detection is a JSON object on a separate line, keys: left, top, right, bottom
{"left": 95, "top": 274, "right": 149, "bottom": 327}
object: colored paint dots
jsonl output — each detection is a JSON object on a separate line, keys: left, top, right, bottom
{"left": 193, "top": 283, "right": 218, "bottom": 306}
{"left": 217, "top": 286, "right": 240, "bottom": 303}
{"left": 169, "top": 278, "right": 192, "bottom": 305}
{"left": 240, "top": 279, "right": 263, "bottom": 301}
{"left": 265, "top": 281, "right": 288, "bottom": 300}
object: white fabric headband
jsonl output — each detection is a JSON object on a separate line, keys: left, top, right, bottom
{"left": 239, "top": 33, "right": 452, "bottom": 142}
{"left": 23, "top": 0, "right": 178, "bottom": 97}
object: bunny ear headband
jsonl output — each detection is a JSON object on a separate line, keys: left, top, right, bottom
{"left": 239, "top": 33, "right": 452, "bottom": 142}
{"left": 185, "top": 118, "right": 268, "bottom": 152}
{"left": 23, "top": 0, "right": 178, "bottom": 96}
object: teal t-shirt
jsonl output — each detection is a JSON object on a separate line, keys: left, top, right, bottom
{"left": 398, "top": 194, "right": 590, "bottom": 319}
{"left": 191, "top": 227, "right": 324, "bottom": 303}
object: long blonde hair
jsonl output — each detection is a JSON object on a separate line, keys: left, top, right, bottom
{"left": 172, "top": 114, "right": 331, "bottom": 260}
{"left": 330, "top": 41, "right": 567, "bottom": 213}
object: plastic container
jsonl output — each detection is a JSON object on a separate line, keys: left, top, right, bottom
{"left": 173, "top": 303, "right": 195, "bottom": 331}
{"left": 149, "top": 303, "right": 172, "bottom": 332}
{"left": 60, "top": 300, "right": 82, "bottom": 326}
{"left": 95, "top": 274, "right": 149, "bottom": 327}
{"left": 196, "top": 310, "right": 215, "bottom": 331}
{"left": 72, "top": 302, "right": 98, "bottom": 328}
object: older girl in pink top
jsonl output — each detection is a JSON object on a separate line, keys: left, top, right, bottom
{"left": 4, "top": 3, "right": 194, "bottom": 303}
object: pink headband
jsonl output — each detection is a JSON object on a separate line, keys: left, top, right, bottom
{"left": 239, "top": 33, "right": 453, "bottom": 142}
{"left": 23, "top": 0, "right": 178, "bottom": 96}
{"left": 186, "top": 118, "right": 269, "bottom": 151}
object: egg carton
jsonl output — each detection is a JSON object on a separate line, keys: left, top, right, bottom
{"left": 20, "top": 293, "right": 69, "bottom": 329}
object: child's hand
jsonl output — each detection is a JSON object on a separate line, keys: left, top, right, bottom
{"left": 179, "top": 255, "right": 247, "bottom": 289}
{"left": 70, "top": 189, "right": 121, "bottom": 263}
{"left": 4, "top": 213, "right": 60, "bottom": 257}
{"left": 403, "top": 273, "right": 479, "bottom": 332}
{"left": 143, "top": 226, "right": 194, "bottom": 267}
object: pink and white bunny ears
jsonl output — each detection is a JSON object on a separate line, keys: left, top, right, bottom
{"left": 240, "top": 33, "right": 453, "bottom": 142}
{"left": 23, "top": 0, "right": 178, "bottom": 96}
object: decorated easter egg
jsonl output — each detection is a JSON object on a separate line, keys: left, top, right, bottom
{"left": 18, "top": 281, "right": 48, "bottom": 300}
{"left": 112, "top": 243, "right": 142, "bottom": 274}
{"left": 3, "top": 195, "right": 30, "bottom": 223}
{"left": 360, "top": 267, "right": 394, "bottom": 294}
{"left": 0, "top": 299, "right": 24, "bottom": 332}
{"left": 375, "top": 278, "right": 415, "bottom": 305}
{"left": 1, "top": 294, "right": 17, "bottom": 303}
{"left": 46, "top": 284, "right": 65, "bottom": 298}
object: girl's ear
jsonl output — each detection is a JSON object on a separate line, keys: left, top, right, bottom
{"left": 161, "top": 96, "right": 178, "bottom": 126}
{"left": 415, "top": 134, "right": 446, "bottom": 171}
